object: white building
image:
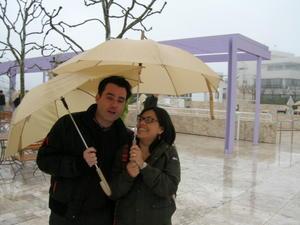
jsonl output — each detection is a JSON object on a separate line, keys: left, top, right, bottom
{"left": 237, "top": 51, "right": 300, "bottom": 104}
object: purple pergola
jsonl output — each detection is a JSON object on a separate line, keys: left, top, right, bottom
{"left": 0, "top": 52, "right": 75, "bottom": 89}
{"left": 161, "top": 34, "right": 270, "bottom": 153}
{"left": 0, "top": 33, "right": 270, "bottom": 153}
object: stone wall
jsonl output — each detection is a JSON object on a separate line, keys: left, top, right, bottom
{"left": 125, "top": 107, "right": 277, "bottom": 144}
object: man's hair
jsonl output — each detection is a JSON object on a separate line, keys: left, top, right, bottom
{"left": 98, "top": 76, "right": 132, "bottom": 100}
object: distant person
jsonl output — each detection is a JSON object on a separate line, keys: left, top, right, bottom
{"left": 0, "top": 90, "right": 6, "bottom": 112}
{"left": 11, "top": 90, "right": 20, "bottom": 109}
{"left": 13, "top": 95, "right": 21, "bottom": 108}
{"left": 136, "top": 93, "right": 147, "bottom": 111}
{"left": 143, "top": 94, "right": 158, "bottom": 109}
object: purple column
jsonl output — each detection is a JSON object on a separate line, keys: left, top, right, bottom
{"left": 225, "top": 38, "right": 237, "bottom": 153}
{"left": 253, "top": 57, "right": 262, "bottom": 144}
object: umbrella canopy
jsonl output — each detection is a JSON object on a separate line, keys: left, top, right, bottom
{"left": 54, "top": 39, "right": 221, "bottom": 96}
{"left": 5, "top": 68, "right": 140, "bottom": 157}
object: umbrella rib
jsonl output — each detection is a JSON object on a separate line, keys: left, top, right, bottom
{"left": 77, "top": 88, "right": 96, "bottom": 97}
{"left": 202, "top": 74, "right": 219, "bottom": 91}
{"left": 152, "top": 41, "right": 180, "bottom": 94}
{"left": 54, "top": 100, "right": 60, "bottom": 118}
{"left": 162, "top": 65, "right": 179, "bottom": 96}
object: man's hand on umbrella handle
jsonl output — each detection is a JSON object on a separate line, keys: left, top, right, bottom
{"left": 83, "top": 147, "right": 97, "bottom": 167}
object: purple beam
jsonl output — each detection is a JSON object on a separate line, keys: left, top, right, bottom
{"left": 253, "top": 57, "right": 262, "bottom": 144}
{"left": 236, "top": 34, "right": 271, "bottom": 60}
{"left": 225, "top": 37, "right": 237, "bottom": 154}
{"left": 160, "top": 34, "right": 234, "bottom": 54}
{"left": 0, "top": 61, "right": 16, "bottom": 75}
{"left": 0, "top": 52, "right": 76, "bottom": 75}
{"left": 197, "top": 52, "right": 259, "bottom": 63}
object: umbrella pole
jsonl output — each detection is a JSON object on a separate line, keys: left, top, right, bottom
{"left": 133, "top": 63, "right": 143, "bottom": 145}
{"left": 60, "top": 97, "right": 112, "bottom": 196}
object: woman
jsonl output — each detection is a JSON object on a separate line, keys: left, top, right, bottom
{"left": 111, "top": 106, "right": 181, "bottom": 225}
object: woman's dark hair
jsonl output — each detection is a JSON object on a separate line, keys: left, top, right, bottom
{"left": 139, "top": 106, "right": 176, "bottom": 150}
{"left": 98, "top": 75, "right": 132, "bottom": 100}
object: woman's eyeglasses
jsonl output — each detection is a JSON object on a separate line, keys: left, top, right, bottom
{"left": 137, "top": 115, "right": 158, "bottom": 124}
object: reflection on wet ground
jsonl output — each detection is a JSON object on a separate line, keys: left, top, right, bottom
{"left": 1, "top": 131, "right": 300, "bottom": 225}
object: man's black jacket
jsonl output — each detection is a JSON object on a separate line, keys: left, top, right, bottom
{"left": 37, "top": 104, "right": 132, "bottom": 221}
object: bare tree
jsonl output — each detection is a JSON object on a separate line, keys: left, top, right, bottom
{"left": 41, "top": 0, "right": 167, "bottom": 55}
{"left": 1, "top": 0, "right": 167, "bottom": 96}
{"left": 0, "top": 0, "right": 48, "bottom": 98}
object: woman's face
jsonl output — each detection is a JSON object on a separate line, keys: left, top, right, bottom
{"left": 137, "top": 110, "right": 164, "bottom": 144}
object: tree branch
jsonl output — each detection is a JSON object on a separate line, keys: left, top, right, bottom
{"left": 41, "top": 6, "right": 84, "bottom": 54}
{"left": 113, "top": 0, "right": 167, "bottom": 39}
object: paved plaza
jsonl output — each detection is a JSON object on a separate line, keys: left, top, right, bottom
{"left": 0, "top": 131, "right": 300, "bottom": 225}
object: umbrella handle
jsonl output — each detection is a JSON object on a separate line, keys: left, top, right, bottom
{"left": 60, "top": 97, "right": 112, "bottom": 196}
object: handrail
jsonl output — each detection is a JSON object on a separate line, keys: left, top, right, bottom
{"left": 277, "top": 119, "right": 300, "bottom": 145}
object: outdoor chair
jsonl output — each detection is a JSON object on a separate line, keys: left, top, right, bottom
{"left": 0, "top": 111, "right": 11, "bottom": 133}
{"left": 12, "top": 140, "right": 44, "bottom": 180}
{"left": 0, "top": 111, "right": 12, "bottom": 122}
{"left": 0, "top": 132, "right": 22, "bottom": 181}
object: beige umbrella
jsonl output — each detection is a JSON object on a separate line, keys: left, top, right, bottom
{"left": 54, "top": 39, "right": 220, "bottom": 95}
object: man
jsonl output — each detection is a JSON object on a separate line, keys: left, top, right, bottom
{"left": 0, "top": 90, "right": 6, "bottom": 111}
{"left": 37, "top": 76, "right": 132, "bottom": 225}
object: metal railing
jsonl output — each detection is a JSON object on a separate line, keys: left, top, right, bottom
{"left": 277, "top": 119, "right": 300, "bottom": 145}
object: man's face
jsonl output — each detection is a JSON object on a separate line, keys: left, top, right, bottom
{"left": 95, "top": 83, "right": 127, "bottom": 127}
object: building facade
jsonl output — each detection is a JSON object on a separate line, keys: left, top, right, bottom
{"left": 237, "top": 51, "right": 300, "bottom": 104}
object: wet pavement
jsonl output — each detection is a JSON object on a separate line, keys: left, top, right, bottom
{"left": 1, "top": 131, "right": 300, "bottom": 225}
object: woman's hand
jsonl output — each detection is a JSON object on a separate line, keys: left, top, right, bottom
{"left": 126, "top": 161, "right": 140, "bottom": 177}
{"left": 129, "top": 144, "right": 144, "bottom": 168}
{"left": 83, "top": 147, "right": 97, "bottom": 167}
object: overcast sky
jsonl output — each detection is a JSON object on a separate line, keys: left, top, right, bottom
{"left": 42, "top": 0, "right": 300, "bottom": 55}
{"left": 2, "top": 0, "right": 300, "bottom": 90}
{"left": 153, "top": 0, "right": 300, "bottom": 56}
{"left": 158, "top": 0, "right": 299, "bottom": 56}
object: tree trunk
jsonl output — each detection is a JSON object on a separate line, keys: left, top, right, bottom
{"left": 19, "top": 61, "right": 25, "bottom": 99}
